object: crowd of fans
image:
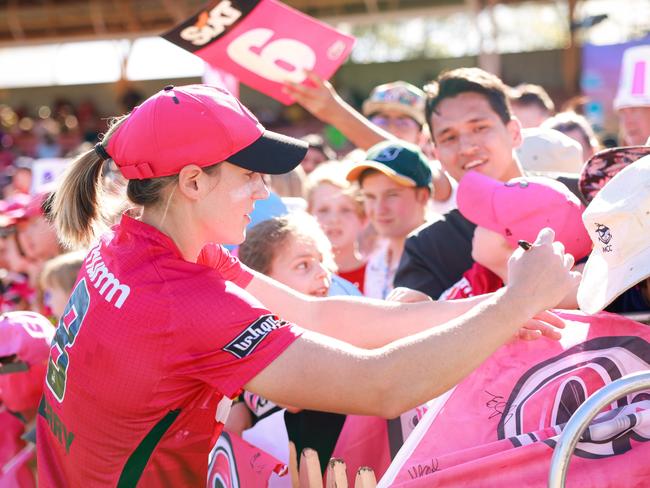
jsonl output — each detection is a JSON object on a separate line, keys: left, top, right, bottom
{"left": 1, "top": 40, "right": 649, "bottom": 486}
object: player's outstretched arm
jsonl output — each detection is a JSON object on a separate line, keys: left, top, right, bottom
{"left": 283, "top": 70, "right": 393, "bottom": 150}
{"left": 245, "top": 270, "right": 494, "bottom": 348}
{"left": 246, "top": 232, "right": 578, "bottom": 416}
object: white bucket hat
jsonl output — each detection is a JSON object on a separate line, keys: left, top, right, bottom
{"left": 577, "top": 154, "right": 650, "bottom": 314}
{"left": 613, "top": 45, "right": 650, "bottom": 110}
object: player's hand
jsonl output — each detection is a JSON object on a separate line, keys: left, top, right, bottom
{"left": 283, "top": 70, "right": 341, "bottom": 123}
{"left": 517, "top": 310, "right": 566, "bottom": 341}
{"left": 505, "top": 228, "right": 580, "bottom": 315}
{"left": 386, "top": 287, "right": 432, "bottom": 303}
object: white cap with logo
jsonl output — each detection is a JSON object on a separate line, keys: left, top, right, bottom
{"left": 577, "top": 154, "right": 650, "bottom": 313}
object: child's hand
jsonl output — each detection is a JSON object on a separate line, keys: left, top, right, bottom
{"left": 386, "top": 287, "right": 432, "bottom": 303}
{"left": 516, "top": 310, "right": 566, "bottom": 341}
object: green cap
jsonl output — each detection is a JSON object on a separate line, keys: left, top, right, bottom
{"left": 346, "top": 141, "right": 432, "bottom": 189}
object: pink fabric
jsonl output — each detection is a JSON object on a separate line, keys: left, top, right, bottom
{"left": 382, "top": 311, "right": 650, "bottom": 487}
{"left": 330, "top": 415, "right": 391, "bottom": 483}
{"left": 198, "top": 243, "right": 254, "bottom": 288}
{"left": 457, "top": 172, "right": 591, "bottom": 260}
{"left": 0, "top": 312, "right": 54, "bottom": 413}
{"left": 0, "top": 409, "right": 36, "bottom": 487}
{"left": 207, "top": 431, "right": 287, "bottom": 487}
{"left": 439, "top": 263, "right": 503, "bottom": 300}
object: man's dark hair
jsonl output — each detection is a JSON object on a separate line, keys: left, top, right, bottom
{"left": 424, "top": 68, "right": 512, "bottom": 138}
{"left": 509, "top": 83, "right": 555, "bottom": 113}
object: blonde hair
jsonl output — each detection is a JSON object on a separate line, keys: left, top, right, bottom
{"left": 306, "top": 162, "right": 365, "bottom": 218}
{"left": 40, "top": 250, "right": 87, "bottom": 294}
{"left": 52, "top": 115, "right": 129, "bottom": 248}
{"left": 239, "top": 212, "right": 336, "bottom": 275}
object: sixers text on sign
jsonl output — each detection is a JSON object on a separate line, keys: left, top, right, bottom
{"left": 223, "top": 314, "right": 284, "bottom": 359}
{"left": 162, "top": 0, "right": 261, "bottom": 53}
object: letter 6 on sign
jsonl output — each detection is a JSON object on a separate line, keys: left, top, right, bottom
{"left": 226, "top": 28, "right": 316, "bottom": 83}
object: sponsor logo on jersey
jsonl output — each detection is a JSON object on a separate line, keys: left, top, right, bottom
{"left": 223, "top": 315, "right": 284, "bottom": 359}
{"left": 85, "top": 244, "right": 130, "bottom": 309}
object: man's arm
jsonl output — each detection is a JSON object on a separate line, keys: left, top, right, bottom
{"left": 246, "top": 229, "right": 579, "bottom": 417}
{"left": 283, "top": 71, "right": 394, "bottom": 150}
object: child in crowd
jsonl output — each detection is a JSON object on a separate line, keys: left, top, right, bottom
{"left": 306, "top": 162, "right": 368, "bottom": 293}
{"left": 441, "top": 172, "right": 591, "bottom": 303}
{"left": 39, "top": 251, "right": 86, "bottom": 321}
{"left": 228, "top": 213, "right": 345, "bottom": 475}
{"left": 346, "top": 141, "right": 433, "bottom": 299}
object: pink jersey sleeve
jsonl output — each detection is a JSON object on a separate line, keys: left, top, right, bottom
{"left": 197, "top": 243, "right": 254, "bottom": 288}
{"left": 170, "top": 279, "right": 301, "bottom": 398}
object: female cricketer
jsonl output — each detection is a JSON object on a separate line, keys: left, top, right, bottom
{"left": 37, "top": 84, "right": 577, "bottom": 486}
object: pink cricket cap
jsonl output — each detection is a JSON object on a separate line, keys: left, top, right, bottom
{"left": 0, "top": 311, "right": 55, "bottom": 412}
{"left": 106, "top": 84, "right": 308, "bottom": 179}
{"left": 458, "top": 171, "right": 592, "bottom": 260}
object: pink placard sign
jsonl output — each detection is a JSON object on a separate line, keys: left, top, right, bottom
{"left": 162, "top": 0, "right": 355, "bottom": 104}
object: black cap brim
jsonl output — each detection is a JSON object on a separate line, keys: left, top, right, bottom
{"left": 228, "top": 130, "right": 308, "bottom": 175}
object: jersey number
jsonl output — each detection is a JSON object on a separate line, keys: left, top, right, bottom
{"left": 226, "top": 28, "right": 316, "bottom": 83}
{"left": 46, "top": 278, "right": 91, "bottom": 402}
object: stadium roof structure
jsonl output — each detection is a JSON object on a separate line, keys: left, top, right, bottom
{"left": 0, "top": 0, "right": 554, "bottom": 46}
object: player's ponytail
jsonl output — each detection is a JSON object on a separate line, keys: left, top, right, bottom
{"left": 52, "top": 114, "right": 128, "bottom": 249}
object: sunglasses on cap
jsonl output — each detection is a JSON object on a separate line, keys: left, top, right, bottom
{"left": 370, "top": 115, "right": 420, "bottom": 130}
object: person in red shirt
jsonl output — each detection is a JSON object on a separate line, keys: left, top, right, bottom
{"left": 38, "top": 84, "right": 577, "bottom": 486}
{"left": 440, "top": 172, "right": 592, "bottom": 302}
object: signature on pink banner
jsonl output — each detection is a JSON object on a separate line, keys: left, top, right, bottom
{"left": 163, "top": 0, "right": 355, "bottom": 104}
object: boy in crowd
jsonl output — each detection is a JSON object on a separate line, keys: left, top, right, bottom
{"left": 346, "top": 140, "right": 432, "bottom": 299}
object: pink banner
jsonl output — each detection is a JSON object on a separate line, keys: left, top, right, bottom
{"left": 330, "top": 415, "right": 392, "bottom": 483}
{"left": 380, "top": 311, "right": 650, "bottom": 487}
{"left": 163, "top": 0, "right": 355, "bottom": 104}
{"left": 207, "top": 431, "right": 287, "bottom": 487}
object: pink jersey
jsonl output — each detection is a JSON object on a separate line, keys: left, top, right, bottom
{"left": 37, "top": 214, "right": 301, "bottom": 486}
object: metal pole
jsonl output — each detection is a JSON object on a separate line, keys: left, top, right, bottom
{"left": 548, "top": 370, "right": 650, "bottom": 488}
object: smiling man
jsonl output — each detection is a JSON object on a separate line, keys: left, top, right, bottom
{"left": 394, "top": 68, "right": 527, "bottom": 298}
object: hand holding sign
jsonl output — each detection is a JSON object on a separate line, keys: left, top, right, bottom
{"left": 282, "top": 70, "right": 343, "bottom": 123}
{"left": 163, "top": 0, "right": 355, "bottom": 104}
